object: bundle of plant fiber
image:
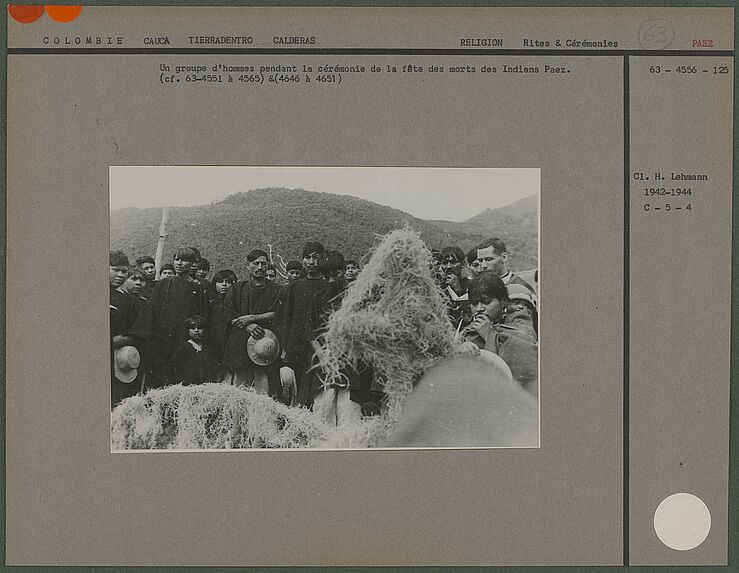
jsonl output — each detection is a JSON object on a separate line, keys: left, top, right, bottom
{"left": 111, "top": 383, "right": 328, "bottom": 449}
{"left": 317, "top": 227, "right": 456, "bottom": 447}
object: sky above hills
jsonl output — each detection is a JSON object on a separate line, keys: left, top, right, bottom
{"left": 110, "top": 166, "right": 539, "bottom": 223}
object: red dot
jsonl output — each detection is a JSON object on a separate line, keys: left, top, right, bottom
{"left": 8, "top": 5, "right": 45, "bottom": 23}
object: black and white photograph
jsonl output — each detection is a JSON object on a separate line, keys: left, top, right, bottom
{"left": 110, "top": 166, "right": 540, "bottom": 450}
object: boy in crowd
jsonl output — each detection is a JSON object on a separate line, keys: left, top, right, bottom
{"left": 188, "top": 247, "right": 202, "bottom": 281}
{"left": 222, "top": 250, "right": 282, "bottom": 395}
{"left": 466, "top": 247, "right": 481, "bottom": 277}
{"left": 209, "top": 269, "right": 238, "bottom": 380}
{"left": 441, "top": 246, "right": 471, "bottom": 329}
{"left": 109, "top": 251, "right": 148, "bottom": 408}
{"left": 265, "top": 263, "right": 277, "bottom": 283}
{"left": 195, "top": 257, "right": 216, "bottom": 304}
{"left": 275, "top": 241, "right": 327, "bottom": 399}
{"left": 344, "top": 259, "right": 359, "bottom": 283}
{"left": 122, "top": 267, "right": 156, "bottom": 390}
{"left": 169, "top": 315, "right": 215, "bottom": 386}
{"left": 135, "top": 255, "right": 157, "bottom": 299}
{"left": 285, "top": 260, "right": 303, "bottom": 283}
{"left": 159, "top": 263, "right": 175, "bottom": 279}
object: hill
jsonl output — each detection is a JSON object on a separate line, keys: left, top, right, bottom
{"left": 110, "top": 188, "right": 538, "bottom": 279}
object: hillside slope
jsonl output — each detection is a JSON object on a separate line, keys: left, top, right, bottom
{"left": 110, "top": 188, "right": 538, "bottom": 278}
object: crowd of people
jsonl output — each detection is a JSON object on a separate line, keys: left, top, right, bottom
{"left": 110, "top": 237, "right": 539, "bottom": 422}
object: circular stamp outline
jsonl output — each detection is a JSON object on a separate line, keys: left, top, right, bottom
{"left": 639, "top": 19, "right": 676, "bottom": 50}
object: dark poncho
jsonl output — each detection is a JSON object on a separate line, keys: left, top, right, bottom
{"left": 274, "top": 276, "right": 327, "bottom": 369}
{"left": 110, "top": 288, "right": 149, "bottom": 408}
{"left": 170, "top": 340, "right": 215, "bottom": 386}
{"left": 222, "top": 279, "right": 282, "bottom": 396}
{"left": 149, "top": 276, "right": 208, "bottom": 365}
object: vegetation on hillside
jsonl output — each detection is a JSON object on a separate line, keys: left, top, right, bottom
{"left": 110, "top": 188, "right": 538, "bottom": 279}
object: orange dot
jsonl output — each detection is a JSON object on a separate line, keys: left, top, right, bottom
{"left": 8, "top": 5, "right": 45, "bottom": 23}
{"left": 46, "top": 5, "right": 83, "bottom": 22}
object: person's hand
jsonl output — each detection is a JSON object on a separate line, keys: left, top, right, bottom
{"left": 246, "top": 323, "right": 265, "bottom": 339}
{"left": 231, "top": 314, "right": 255, "bottom": 329}
{"left": 455, "top": 340, "right": 481, "bottom": 357}
{"left": 112, "top": 335, "right": 131, "bottom": 349}
{"left": 468, "top": 313, "right": 491, "bottom": 333}
{"left": 446, "top": 274, "right": 461, "bottom": 293}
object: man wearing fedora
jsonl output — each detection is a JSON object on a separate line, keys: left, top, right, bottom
{"left": 222, "top": 249, "right": 283, "bottom": 397}
{"left": 110, "top": 250, "right": 148, "bottom": 409}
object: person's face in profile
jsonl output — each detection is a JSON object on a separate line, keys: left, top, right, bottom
{"left": 174, "top": 257, "right": 192, "bottom": 277}
{"left": 477, "top": 246, "right": 507, "bottom": 276}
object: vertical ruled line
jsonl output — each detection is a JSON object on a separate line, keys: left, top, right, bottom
{"left": 623, "top": 54, "right": 631, "bottom": 566}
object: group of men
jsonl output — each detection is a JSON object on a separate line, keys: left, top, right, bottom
{"left": 110, "top": 236, "right": 539, "bottom": 418}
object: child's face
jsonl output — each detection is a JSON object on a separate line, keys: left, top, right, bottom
{"left": 160, "top": 268, "right": 175, "bottom": 279}
{"left": 189, "top": 326, "right": 204, "bottom": 341}
{"left": 215, "top": 279, "right": 233, "bottom": 295}
{"left": 110, "top": 265, "right": 128, "bottom": 288}
{"left": 173, "top": 257, "right": 192, "bottom": 276}
{"left": 123, "top": 275, "right": 145, "bottom": 295}
{"left": 266, "top": 269, "right": 276, "bottom": 282}
{"left": 195, "top": 268, "right": 208, "bottom": 280}
{"left": 287, "top": 269, "right": 302, "bottom": 282}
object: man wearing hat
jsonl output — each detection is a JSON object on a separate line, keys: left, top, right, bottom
{"left": 110, "top": 250, "right": 148, "bottom": 409}
{"left": 222, "top": 249, "right": 282, "bottom": 397}
{"left": 505, "top": 283, "right": 538, "bottom": 341}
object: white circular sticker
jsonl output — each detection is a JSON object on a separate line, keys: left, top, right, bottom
{"left": 654, "top": 493, "right": 711, "bottom": 551}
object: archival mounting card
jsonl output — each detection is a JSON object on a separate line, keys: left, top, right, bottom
{"left": 5, "top": 5, "right": 733, "bottom": 567}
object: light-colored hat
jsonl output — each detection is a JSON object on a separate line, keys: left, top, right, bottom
{"left": 247, "top": 328, "right": 281, "bottom": 366}
{"left": 507, "top": 283, "right": 537, "bottom": 307}
{"left": 114, "top": 345, "right": 140, "bottom": 384}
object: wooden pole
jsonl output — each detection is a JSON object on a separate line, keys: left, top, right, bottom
{"left": 154, "top": 207, "right": 169, "bottom": 278}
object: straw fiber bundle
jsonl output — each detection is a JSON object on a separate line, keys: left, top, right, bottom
{"left": 111, "top": 383, "right": 328, "bottom": 449}
{"left": 318, "top": 228, "right": 456, "bottom": 447}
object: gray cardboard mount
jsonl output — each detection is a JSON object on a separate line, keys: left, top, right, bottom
{"left": 4, "top": 5, "right": 734, "bottom": 568}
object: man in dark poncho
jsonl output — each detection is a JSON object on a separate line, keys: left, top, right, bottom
{"left": 222, "top": 250, "right": 282, "bottom": 396}
{"left": 121, "top": 266, "right": 155, "bottom": 392}
{"left": 301, "top": 250, "right": 377, "bottom": 421}
{"left": 110, "top": 250, "right": 148, "bottom": 408}
{"left": 274, "top": 241, "right": 327, "bottom": 399}
{"left": 149, "top": 247, "right": 208, "bottom": 388}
